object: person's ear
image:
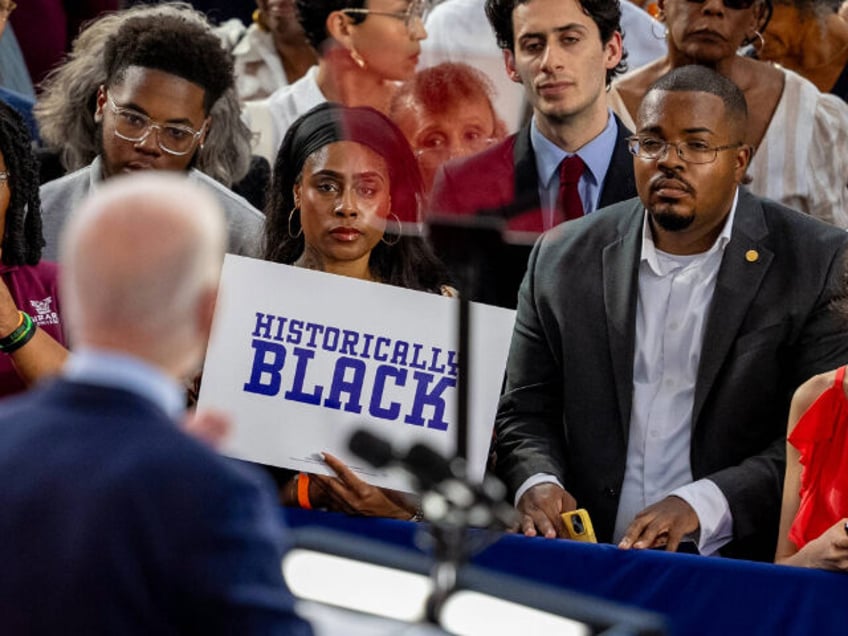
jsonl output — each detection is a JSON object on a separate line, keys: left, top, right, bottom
{"left": 196, "top": 285, "right": 218, "bottom": 343}
{"left": 504, "top": 49, "right": 521, "bottom": 84}
{"left": 198, "top": 116, "right": 212, "bottom": 149}
{"left": 293, "top": 182, "right": 302, "bottom": 209}
{"left": 734, "top": 143, "right": 753, "bottom": 182}
{"left": 603, "top": 31, "right": 623, "bottom": 72}
{"left": 326, "top": 9, "right": 354, "bottom": 49}
{"left": 94, "top": 85, "right": 108, "bottom": 123}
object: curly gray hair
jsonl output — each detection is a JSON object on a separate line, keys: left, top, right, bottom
{"left": 34, "top": 2, "right": 252, "bottom": 187}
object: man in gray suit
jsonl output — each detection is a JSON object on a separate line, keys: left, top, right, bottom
{"left": 495, "top": 65, "right": 848, "bottom": 562}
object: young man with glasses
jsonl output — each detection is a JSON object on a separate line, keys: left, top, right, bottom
{"left": 426, "top": 0, "right": 637, "bottom": 307}
{"left": 494, "top": 65, "right": 848, "bottom": 562}
{"left": 38, "top": 13, "right": 264, "bottom": 262}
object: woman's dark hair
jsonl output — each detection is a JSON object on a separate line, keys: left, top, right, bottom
{"left": 484, "top": 0, "right": 627, "bottom": 86}
{"left": 0, "top": 101, "right": 44, "bottom": 266}
{"left": 264, "top": 102, "right": 452, "bottom": 293}
{"left": 295, "top": 0, "right": 367, "bottom": 52}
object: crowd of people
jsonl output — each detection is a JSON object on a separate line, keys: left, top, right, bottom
{"left": 1, "top": 0, "right": 848, "bottom": 631}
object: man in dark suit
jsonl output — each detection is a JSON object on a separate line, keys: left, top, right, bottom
{"left": 495, "top": 65, "right": 848, "bottom": 562}
{"left": 0, "top": 174, "right": 312, "bottom": 634}
{"left": 428, "top": 0, "right": 635, "bottom": 307}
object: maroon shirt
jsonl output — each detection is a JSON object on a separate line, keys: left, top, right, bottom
{"left": 0, "top": 261, "right": 65, "bottom": 398}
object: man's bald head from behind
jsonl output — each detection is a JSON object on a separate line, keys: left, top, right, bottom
{"left": 60, "top": 173, "right": 226, "bottom": 377}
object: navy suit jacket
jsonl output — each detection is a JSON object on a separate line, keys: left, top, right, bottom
{"left": 0, "top": 379, "right": 312, "bottom": 635}
{"left": 428, "top": 115, "right": 636, "bottom": 307}
{"left": 495, "top": 190, "right": 848, "bottom": 561}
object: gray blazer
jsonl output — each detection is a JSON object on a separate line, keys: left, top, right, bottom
{"left": 38, "top": 156, "right": 264, "bottom": 262}
{"left": 495, "top": 189, "right": 848, "bottom": 561}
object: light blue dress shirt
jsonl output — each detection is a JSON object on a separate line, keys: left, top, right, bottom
{"left": 530, "top": 110, "right": 620, "bottom": 230}
{"left": 64, "top": 348, "right": 185, "bottom": 422}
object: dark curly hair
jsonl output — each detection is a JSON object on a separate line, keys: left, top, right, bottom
{"left": 295, "top": 0, "right": 367, "bottom": 52}
{"left": 484, "top": 0, "right": 627, "bottom": 86}
{"left": 264, "top": 102, "right": 453, "bottom": 293}
{"left": 0, "top": 101, "right": 44, "bottom": 266}
{"left": 103, "top": 13, "right": 234, "bottom": 113}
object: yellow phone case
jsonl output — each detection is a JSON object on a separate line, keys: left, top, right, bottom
{"left": 561, "top": 508, "right": 597, "bottom": 543}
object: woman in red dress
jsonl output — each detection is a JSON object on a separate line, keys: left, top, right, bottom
{"left": 775, "top": 361, "right": 848, "bottom": 569}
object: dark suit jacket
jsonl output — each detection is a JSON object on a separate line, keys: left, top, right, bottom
{"left": 0, "top": 379, "right": 312, "bottom": 635}
{"left": 495, "top": 190, "right": 848, "bottom": 561}
{"left": 428, "top": 115, "right": 636, "bottom": 307}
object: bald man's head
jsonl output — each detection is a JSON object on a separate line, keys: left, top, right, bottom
{"left": 61, "top": 173, "right": 226, "bottom": 374}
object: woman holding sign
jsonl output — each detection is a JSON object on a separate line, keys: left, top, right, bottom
{"left": 263, "top": 101, "right": 454, "bottom": 518}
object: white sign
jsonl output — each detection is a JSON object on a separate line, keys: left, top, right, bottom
{"left": 198, "top": 255, "right": 516, "bottom": 492}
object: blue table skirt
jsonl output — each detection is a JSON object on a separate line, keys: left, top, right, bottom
{"left": 282, "top": 507, "right": 848, "bottom": 636}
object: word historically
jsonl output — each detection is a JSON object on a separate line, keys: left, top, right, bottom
{"left": 243, "top": 311, "right": 458, "bottom": 430}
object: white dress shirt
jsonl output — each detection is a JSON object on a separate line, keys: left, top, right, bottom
{"left": 242, "top": 65, "right": 324, "bottom": 164}
{"left": 517, "top": 190, "right": 740, "bottom": 555}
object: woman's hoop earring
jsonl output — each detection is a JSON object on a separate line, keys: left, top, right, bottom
{"left": 288, "top": 207, "right": 303, "bottom": 239}
{"left": 381, "top": 213, "right": 401, "bottom": 246}
{"left": 651, "top": 15, "right": 667, "bottom": 41}
{"left": 747, "top": 30, "right": 765, "bottom": 55}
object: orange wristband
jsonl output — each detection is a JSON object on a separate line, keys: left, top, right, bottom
{"left": 297, "top": 472, "right": 312, "bottom": 509}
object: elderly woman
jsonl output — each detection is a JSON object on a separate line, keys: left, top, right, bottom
{"left": 244, "top": 0, "right": 429, "bottom": 163}
{"left": 760, "top": 0, "right": 848, "bottom": 102}
{"left": 608, "top": 0, "right": 848, "bottom": 227}
{"left": 0, "top": 102, "right": 67, "bottom": 398}
{"left": 264, "top": 101, "right": 454, "bottom": 517}
{"left": 389, "top": 62, "right": 508, "bottom": 194}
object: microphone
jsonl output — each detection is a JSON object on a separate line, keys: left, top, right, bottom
{"left": 405, "top": 443, "right": 454, "bottom": 489}
{"left": 347, "top": 430, "right": 454, "bottom": 490}
{"left": 348, "top": 430, "right": 395, "bottom": 469}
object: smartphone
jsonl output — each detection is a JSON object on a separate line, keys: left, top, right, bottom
{"left": 561, "top": 508, "right": 597, "bottom": 543}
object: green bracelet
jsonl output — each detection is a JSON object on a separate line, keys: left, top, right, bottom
{"left": 0, "top": 312, "right": 36, "bottom": 354}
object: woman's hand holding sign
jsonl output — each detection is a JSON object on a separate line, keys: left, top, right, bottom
{"left": 309, "top": 452, "right": 419, "bottom": 520}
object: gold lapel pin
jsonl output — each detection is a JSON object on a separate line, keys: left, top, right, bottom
{"left": 745, "top": 249, "right": 759, "bottom": 263}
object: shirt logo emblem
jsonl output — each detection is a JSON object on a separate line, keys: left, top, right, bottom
{"left": 29, "top": 297, "right": 59, "bottom": 326}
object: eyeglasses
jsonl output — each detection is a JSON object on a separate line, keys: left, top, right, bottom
{"left": 627, "top": 136, "right": 743, "bottom": 164}
{"left": 0, "top": 2, "right": 16, "bottom": 18}
{"left": 342, "top": 0, "right": 430, "bottom": 30}
{"left": 106, "top": 94, "right": 206, "bottom": 156}
{"left": 686, "top": 0, "right": 757, "bottom": 11}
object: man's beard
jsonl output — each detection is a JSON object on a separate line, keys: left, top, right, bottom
{"left": 650, "top": 208, "right": 694, "bottom": 232}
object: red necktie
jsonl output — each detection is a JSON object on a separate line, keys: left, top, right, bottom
{"left": 556, "top": 155, "right": 585, "bottom": 223}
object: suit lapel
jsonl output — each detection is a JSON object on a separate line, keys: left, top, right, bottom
{"left": 692, "top": 190, "right": 773, "bottom": 426}
{"left": 598, "top": 114, "right": 637, "bottom": 209}
{"left": 603, "top": 202, "right": 644, "bottom": 434}
{"left": 512, "top": 122, "right": 542, "bottom": 212}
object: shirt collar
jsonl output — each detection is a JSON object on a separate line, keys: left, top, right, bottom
{"left": 64, "top": 347, "right": 185, "bottom": 422}
{"left": 531, "top": 110, "right": 619, "bottom": 189}
{"left": 641, "top": 187, "right": 739, "bottom": 273}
